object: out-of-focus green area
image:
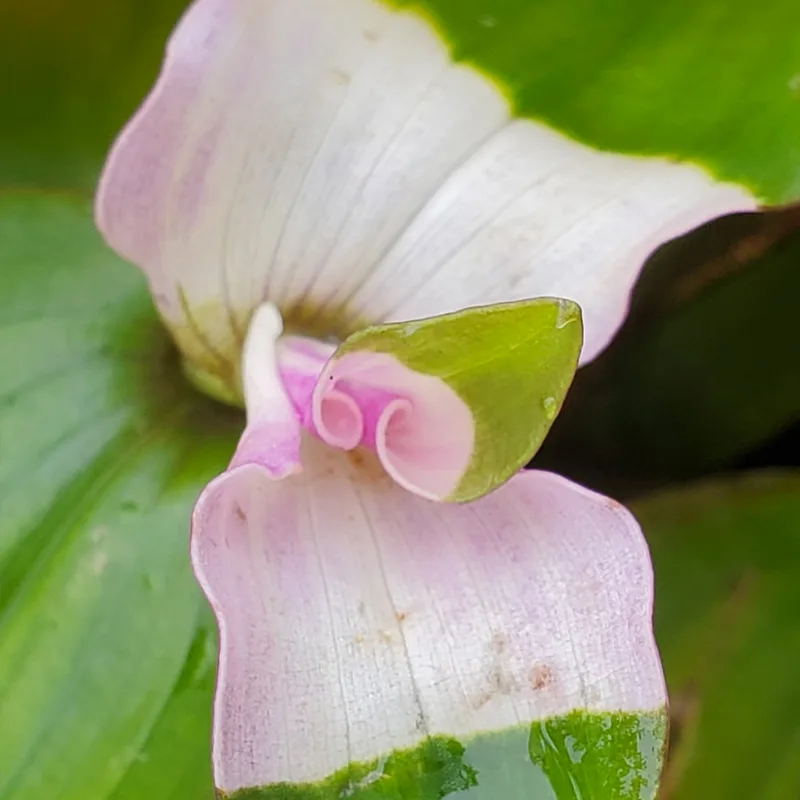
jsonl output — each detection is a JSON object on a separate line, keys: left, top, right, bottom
{"left": 635, "top": 474, "right": 800, "bottom": 800}
{"left": 0, "top": 1, "right": 798, "bottom": 798}
{"left": 0, "top": 0, "right": 188, "bottom": 190}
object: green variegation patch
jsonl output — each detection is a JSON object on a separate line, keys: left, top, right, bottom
{"left": 335, "top": 299, "right": 583, "bottom": 502}
{"left": 220, "top": 710, "right": 666, "bottom": 799}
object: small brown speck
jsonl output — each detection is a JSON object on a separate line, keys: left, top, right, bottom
{"left": 529, "top": 664, "right": 553, "bottom": 691}
{"left": 471, "top": 690, "right": 492, "bottom": 710}
{"left": 348, "top": 450, "right": 365, "bottom": 467}
{"left": 363, "top": 29, "right": 380, "bottom": 42}
{"left": 396, "top": 610, "right": 409, "bottom": 623}
{"left": 234, "top": 505, "right": 246, "bottom": 522}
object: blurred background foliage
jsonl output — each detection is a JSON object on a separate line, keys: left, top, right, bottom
{"left": 0, "top": 1, "right": 798, "bottom": 798}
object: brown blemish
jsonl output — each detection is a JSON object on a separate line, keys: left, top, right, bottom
{"left": 347, "top": 450, "right": 366, "bottom": 467}
{"left": 528, "top": 664, "right": 553, "bottom": 691}
{"left": 469, "top": 633, "right": 520, "bottom": 704}
{"left": 489, "top": 666, "right": 518, "bottom": 695}
{"left": 472, "top": 641, "right": 523, "bottom": 708}
{"left": 602, "top": 495, "right": 627, "bottom": 513}
{"left": 234, "top": 505, "right": 247, "bottom": 522}
{"left": 395, "top": 610, "right": 409, "bottom": 623}
{"left": 471, "top": 690, "right": 492, "bottom": 710}
{"left": 281, "top": 299, "right": 367, "bottom": 341}
{"left": 470, "top": 666, "right": 518, "bottom": 710}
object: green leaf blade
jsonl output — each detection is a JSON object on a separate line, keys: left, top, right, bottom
{"left": 635, "top": 472, "right": 800, "bottom": 800}
{"left": 393, "top": 0, "right": 800, "bottom": 203}
{"left": 0, "top": 192, "right": 238, "bottom": 800}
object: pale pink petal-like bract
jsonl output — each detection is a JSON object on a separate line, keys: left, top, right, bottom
{"left": 96, "top": 0, "right": 755, "bottom": 369}
{"left": 193, "top": 436, "right": 666, "bottom": 794}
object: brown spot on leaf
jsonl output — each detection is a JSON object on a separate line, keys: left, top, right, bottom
{"left": 528, "top": 664, "right": 553, "bottom": 691}
{"left": 487, "top": 664, "right": 518, "bottom": 695}
{"left": 348, "top": 450, "right": 366, "bottom": 467}
{"left": 471, "top": 690, "right": 492, "bottom": 710}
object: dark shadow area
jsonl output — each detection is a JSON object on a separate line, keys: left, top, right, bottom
{"left": 533, "top": 205, "right": 800, "bottom": 499}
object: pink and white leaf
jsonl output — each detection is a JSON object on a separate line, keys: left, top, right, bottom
{"left": 95, "top": 0, "right": 755, "bottom": 366}
{"left": 192, "top": 437, "right": 666, "bottom": 793}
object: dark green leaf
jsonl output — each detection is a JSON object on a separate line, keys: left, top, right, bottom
{"left": 634, "top": 472, "right": 800, "bottom": 799}
{"left": 0, "top": 0, "right": 189, "bottom": 189}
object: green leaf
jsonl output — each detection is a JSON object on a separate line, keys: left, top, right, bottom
{"left": 220, "top": 712, "right": 665, "bottom": 799}
{"left": 537, "top": 209, "right": 800, "bottom": 494}
{"left": 0, "top": 0, "right": 189, "bottom": 190}
{"left": 4, "top": 0, "right": 800, "bottom": 206}
{"left": 0, "top": 191, "right": 239, "bottom": 799}
{"left": 107, "top": 610, "right": 218, "bottom": 800}
{"left": 395, "top": 0, "right": 800, "bottom": 203}
{"left": 336, "top": 298, "right": 583, "bottom": 502}
{"left": 633, "top": 472, "right": 800, "bottom": 799}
